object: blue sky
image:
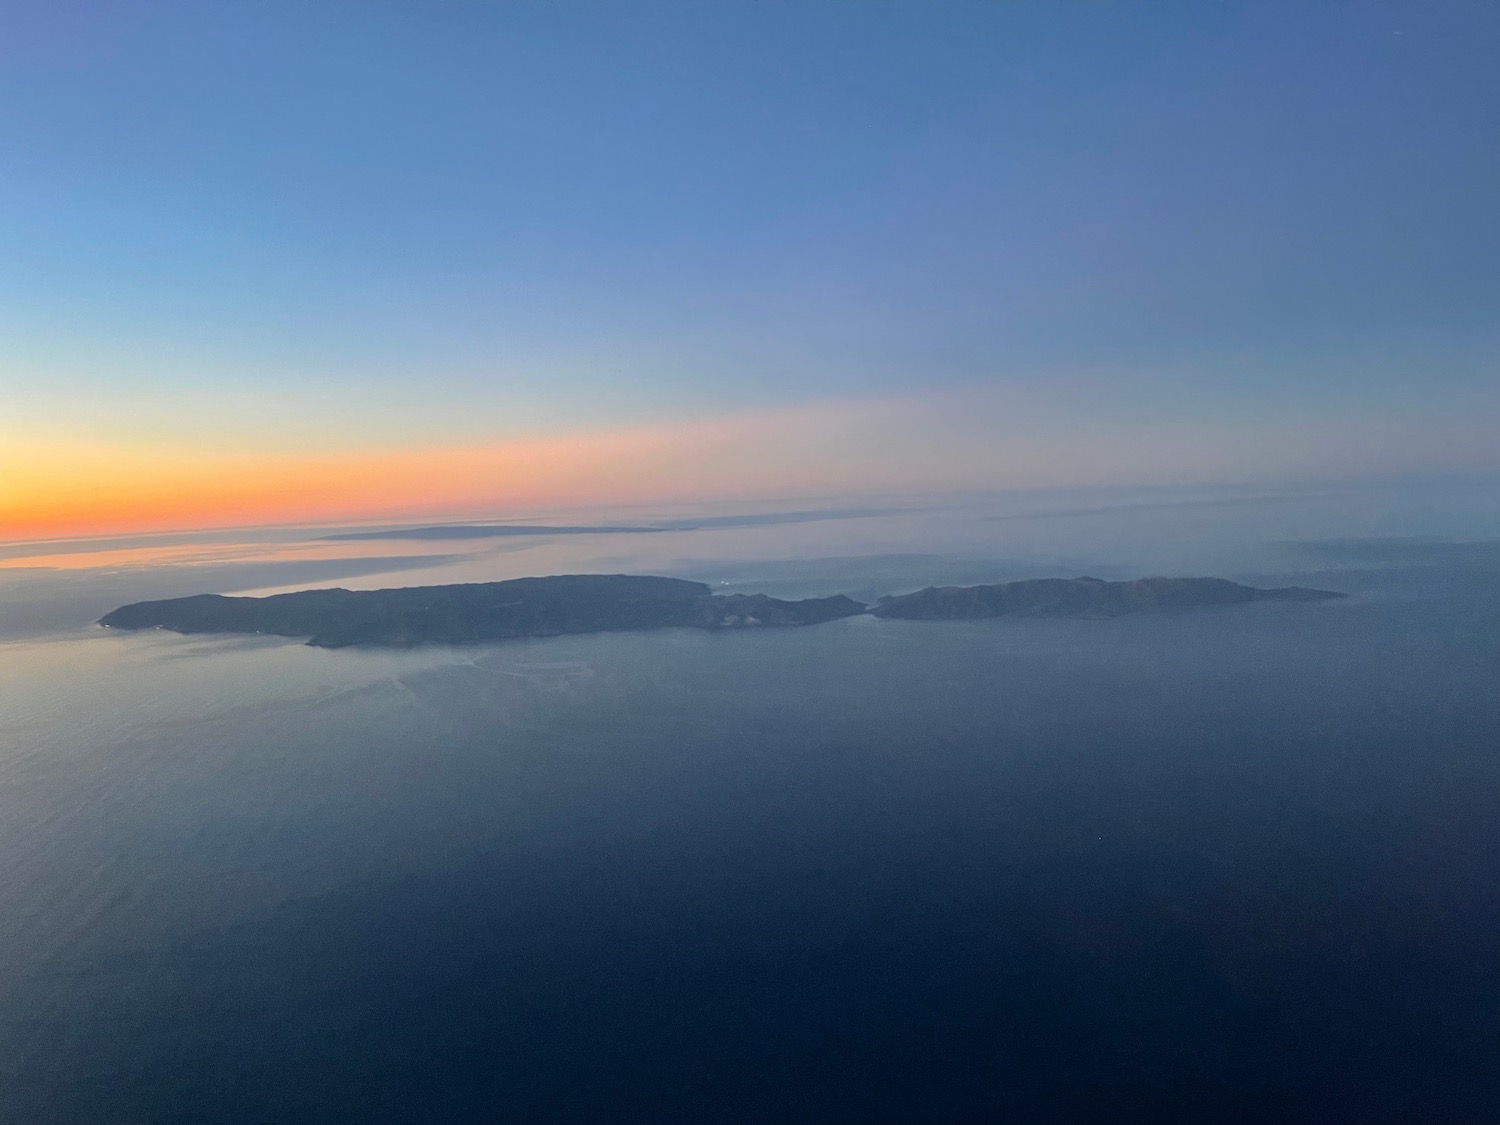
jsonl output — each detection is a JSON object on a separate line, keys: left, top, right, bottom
{"left": 3, "top": 1, "right": 1499, "bottom": 534}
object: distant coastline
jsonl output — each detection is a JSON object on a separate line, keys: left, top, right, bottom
{"left": 320, "top": 506, "right": 910, "bottom": 541}
{"left": 322, "top": 525, "right": 670, "bottom": 541}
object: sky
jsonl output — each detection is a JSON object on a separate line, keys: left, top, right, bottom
{"left": 3, "top": 0, "right": 1498, "bottom": 540}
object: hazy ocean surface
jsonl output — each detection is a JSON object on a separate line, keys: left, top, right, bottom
{"left": 2, "top": 483, "right": 1499, "bottom": 1123}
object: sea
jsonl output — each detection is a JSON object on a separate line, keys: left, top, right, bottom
{"left": 2, "top": 479, "right": 1498, "bottom": 1124}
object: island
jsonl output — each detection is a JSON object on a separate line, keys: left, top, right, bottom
{"left": 871, "top": 575, "right": 1344, "bottom": 619}
{"left": 99, "top": 573, "right": 1344, "bottom": 648}
{"left": 99, "top": 574, "right": 867, "bottom": 648}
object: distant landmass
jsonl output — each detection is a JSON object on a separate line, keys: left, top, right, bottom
{"left": 99, "top": 574, "right": 1343, "bottom": 648}
{"left": 321, "top": 507, "right": 908, "bottom": 541}
{"left": 323, "top": 524, "right": 668, "bottom": 541}
{"left": 871, "top": 576, "right": 1343, "bottom": 619}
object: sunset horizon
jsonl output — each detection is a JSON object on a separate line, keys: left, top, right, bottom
{"left": 5, "top": 4, "right": 1500, "bottom": 1122}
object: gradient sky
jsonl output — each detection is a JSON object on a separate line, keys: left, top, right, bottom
{"left": 4, "top": 0, "right": 1499, "bottom": 539}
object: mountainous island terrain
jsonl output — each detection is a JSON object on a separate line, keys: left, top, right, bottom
{"left": 870, "top": 575, "right": 1341, "bottom": 619}
{"left": 99, "top": 574, "right": 1344, "bottom": 649}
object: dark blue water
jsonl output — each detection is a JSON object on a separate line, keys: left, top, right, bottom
{"left": 2, "top": 559, "right": 1499, "bottom": 1123}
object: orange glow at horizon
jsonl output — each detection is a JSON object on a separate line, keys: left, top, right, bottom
{"left": 0, "top": 406, "right": 883, "bottom": 543}
{"left": 9, "top": 388, "right": 1492, "bottom": 544}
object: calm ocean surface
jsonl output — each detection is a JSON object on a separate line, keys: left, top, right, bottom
{"left": 2, "top": 484, "right": 1499, "bottom": 1123}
